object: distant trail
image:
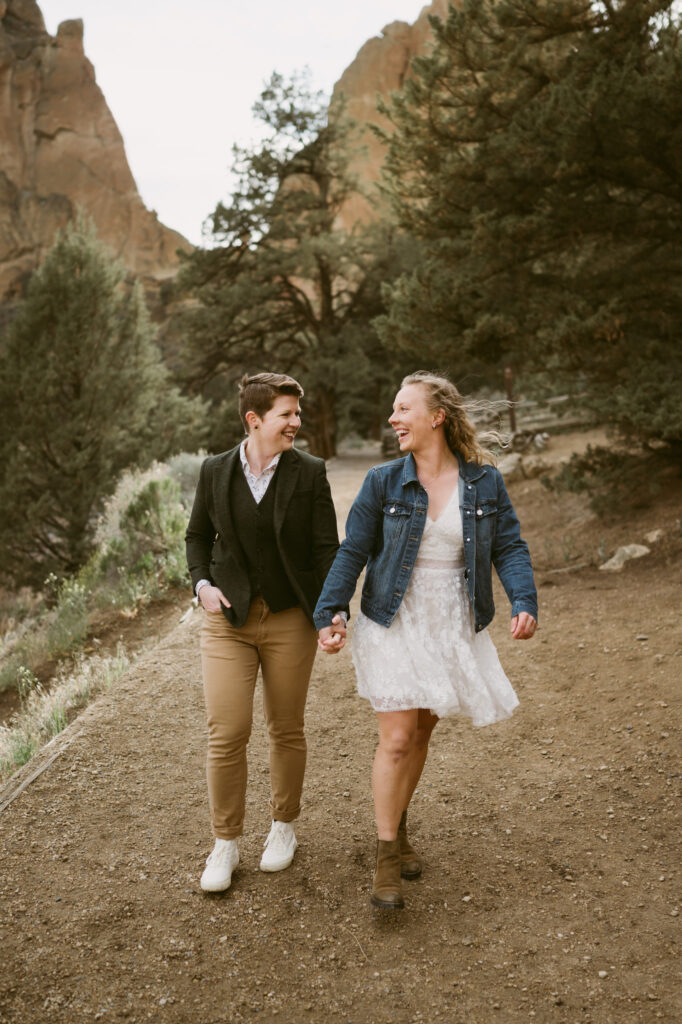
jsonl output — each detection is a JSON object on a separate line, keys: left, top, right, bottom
{"left": 0, "top": 446, "right": 679, "bottom": 1024}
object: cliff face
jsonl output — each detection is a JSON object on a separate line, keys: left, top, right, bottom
{"left": 0, "top": 0, "right": 189, "bottom": 302}
{"left": 333, "top": 0, "right": 450, "bottom": 228}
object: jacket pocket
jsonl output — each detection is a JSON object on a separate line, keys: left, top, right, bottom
{"left": 382, "top": 500, "right": 411, "bottom": 518}
{"left": 475, "top": 501, "right": 497, "bottom": 519}
{"left": 474, "top": 501, "right": 497, "bottom": 545}
{"left": 381, "top": 499, "right": 411, "bottom": 557}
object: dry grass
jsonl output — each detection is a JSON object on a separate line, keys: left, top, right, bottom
{"left": 0, "top": 648, "right": 130, "bottom": 780}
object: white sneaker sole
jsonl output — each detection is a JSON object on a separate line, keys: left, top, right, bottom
{"left": 259, "top": 841, "right": 298, "bottom": 873}
{"left": 200, "top": 855, "right": 239, "bottom": 892}
{"left": 200, "top": 873, "right": 234, "bottom": 892}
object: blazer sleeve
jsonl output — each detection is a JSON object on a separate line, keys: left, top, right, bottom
{"left": 185, "top": 459, "right": 216, "bottom": 592}
{"left": 310, "top": 461, "right": 342, "bottom": 587}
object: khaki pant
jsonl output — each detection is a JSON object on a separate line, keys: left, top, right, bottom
{"left": 200, "top": 598, "right": 318, "bottom": 839}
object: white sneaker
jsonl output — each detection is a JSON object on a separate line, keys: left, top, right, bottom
{"left": 259, "top": 820, "right": 298, "bottom": 872}
{"left": 200, "top": 838, "right": 239, "bottom": 892}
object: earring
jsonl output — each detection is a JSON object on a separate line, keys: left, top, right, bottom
{"left": 432, "top": 423, "right": 438, "bottom": 429}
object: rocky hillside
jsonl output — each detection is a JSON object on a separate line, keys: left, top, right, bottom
{"left": 333, "top": 0, "right": 450, "bottom": 228}
{"left": 0, "top": 0, "right": 450, "bottom": 306}
{"left": 0, "top": 0, "right": 189, "bottom": 304}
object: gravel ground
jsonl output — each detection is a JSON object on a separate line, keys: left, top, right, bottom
{"left": 0, "top": 438, "right": 680, "bottom": 1024}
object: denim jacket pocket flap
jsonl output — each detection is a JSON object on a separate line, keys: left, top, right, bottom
{"left": 475, "top": 502, "right": 497, "bottom": 518}
{"left": 383, "top": 500, "right": 411, "bottom": 517}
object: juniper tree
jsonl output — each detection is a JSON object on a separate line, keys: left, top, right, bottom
{"left": 177, "top": 72, "right": 407, "bottom": 458}
{"left": 0, "top": 218, "right": 206, "bottom": 586}
{"left": 377, "top": 0, "right": 682, "bottom": 452}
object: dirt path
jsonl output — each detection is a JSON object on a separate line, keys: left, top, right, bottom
{"left": 1, "top": 440, "right": 680, "bottom": 1024}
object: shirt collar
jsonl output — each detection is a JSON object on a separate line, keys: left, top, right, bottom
{"left": 239, "top": 438, "right": 282, "bottom": 478}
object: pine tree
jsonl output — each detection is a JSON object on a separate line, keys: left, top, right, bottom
{"left": 178, "top": 72, "right": 406, "bottom": 458}
{"left": 0, "top": 218, "right": 206, "bottom": 586}
{"left": 377, "top": 0, "right": 682, "bottom": 451}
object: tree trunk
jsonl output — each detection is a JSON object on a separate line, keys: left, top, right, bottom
{"left": 370, "top": 379, "right": 384, "bottom": 440}
{"left": 302, "top": 385, "right": 337, "bottom": 460}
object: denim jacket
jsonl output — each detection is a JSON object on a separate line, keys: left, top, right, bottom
{"left": 314, "top": 453, "right": 537, "bottom": 634}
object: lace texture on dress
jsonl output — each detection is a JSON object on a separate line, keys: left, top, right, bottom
{"left": 351, "top": 486, "right": 519, "bottom": 726}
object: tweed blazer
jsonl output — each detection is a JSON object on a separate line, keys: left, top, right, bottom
{"left": 185, "top": 445, "right": 340, "bottom": 628}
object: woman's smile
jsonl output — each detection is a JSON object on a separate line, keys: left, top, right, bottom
{"left": 388, "top": 384, "right": 433, "bottom": 452}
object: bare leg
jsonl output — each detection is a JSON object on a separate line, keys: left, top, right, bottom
{"left": 402, "top": 708, "right": 438, "bottom": 811}
{"left": 373, "top": 710, "right": 420, "bottom": 840}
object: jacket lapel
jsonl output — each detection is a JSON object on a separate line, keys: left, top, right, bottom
{"left": 273, "top": 449, "right": 300, "bottom": 535}
{"left": 213, "top": 446, "right": 241, "bottom": 544}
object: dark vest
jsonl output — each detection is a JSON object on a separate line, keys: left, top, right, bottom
{"left": 229, "top": 464, "right": 299, "bottom": 613}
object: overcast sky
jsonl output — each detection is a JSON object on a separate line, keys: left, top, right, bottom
{"left": 39, "top": 1, "right": 427, "bottom": 244}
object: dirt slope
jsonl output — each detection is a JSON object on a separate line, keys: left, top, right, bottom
{"left": 0, "top": 439, "right": 680, "bottom": 1024}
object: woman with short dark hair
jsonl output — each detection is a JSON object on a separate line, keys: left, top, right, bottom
{"left": 186, "top": 372, "right": 343, "bottom": 892}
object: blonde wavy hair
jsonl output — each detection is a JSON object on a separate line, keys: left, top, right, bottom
{"left": 401, "top": 371, "right": 506, "bottom": 466}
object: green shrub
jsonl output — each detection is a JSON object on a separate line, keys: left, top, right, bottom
{"left": 43, "top": 578, "right": 89, "bottom": 655}
{"left": 0, "top": 579, "right": 89, "bottom": 694}
{"left": 0, "top": 458, "right": 192, "bottom": 694}
{"left": 545, "top": 445, "right": 677, "bottom": 516}
{"left": 166, "top": 451, "right": 205, "bottom": 510}
{"left": 92, "top": 474, "right": 188, "bottom": 607}
{"left": 0, "top": 217, "right": 206, "bottom": 588}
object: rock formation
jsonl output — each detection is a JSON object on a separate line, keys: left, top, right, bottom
{"left": 333, "top": 0, "right": 450, "bottom": 228}
{"left": 0, "top": 0, "right": 189, "bottom": 303}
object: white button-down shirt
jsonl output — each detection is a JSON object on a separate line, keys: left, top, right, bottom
{"left": 238, "top": 438, "right": 281, "bottom": 503}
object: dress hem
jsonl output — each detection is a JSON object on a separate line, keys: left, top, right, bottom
{"left": 357, "top": 690, "right": 520, "bottom": 728}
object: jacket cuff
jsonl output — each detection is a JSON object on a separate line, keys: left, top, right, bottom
{"left": 511, "top": 600, "right": 538, "bottom": 621}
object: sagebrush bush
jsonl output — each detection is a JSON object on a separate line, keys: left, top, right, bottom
{"left": 44, "top": 578, "right": 89, "bottom": 653}
{"left": 166, "top": 451, "right": 205, "bottom": 511}
{"left": 0, "top": 578, "right": 90, "bottom": 692}
{"left": 93, "top": 463, "right": 173, "bottom": 551}
{"left": 92, "top": 475, "right": 188, "bottom": 606}
{"left": 0, "top": 458, "right": 193, "bottom": 694}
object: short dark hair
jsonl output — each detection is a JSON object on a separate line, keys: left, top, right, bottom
{"left": 238, "top": 372, "right": 304, "bottom": 431}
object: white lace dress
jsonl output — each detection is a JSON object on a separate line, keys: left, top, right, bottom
{"left": 351, "top": 487, "right": 519, "bottom": 726}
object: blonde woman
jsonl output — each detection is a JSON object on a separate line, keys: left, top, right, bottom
{"left": 314, "top": 371, "right": 537, "bottom": 909}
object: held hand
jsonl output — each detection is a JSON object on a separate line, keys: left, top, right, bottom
{"left": 511, "top": 612, "right": 537, "bottom": 640}
{"left": 199, "top": 585, "right": 232, "bottom": 613}
{"left": 318, "top": 614, "right": 347, "bottom": 654}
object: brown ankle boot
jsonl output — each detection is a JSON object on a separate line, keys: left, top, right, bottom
{"left": 398, "top": 810, "right": 423, "bottom": 880}
{"left": 371, "top": 838, "right": 404, "bottom": 909}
